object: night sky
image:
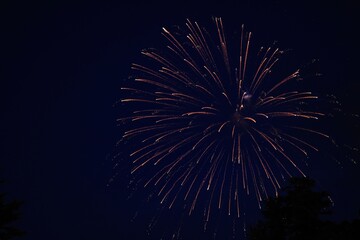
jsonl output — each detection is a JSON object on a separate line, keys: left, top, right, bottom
{"left": 1, "top": 0, "right": 360, "bottom": 239}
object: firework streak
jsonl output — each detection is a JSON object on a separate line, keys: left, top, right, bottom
{"left": 119, "top": 18, "right": 328, "bottom": 220}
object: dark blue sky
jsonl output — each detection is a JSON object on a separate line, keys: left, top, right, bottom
{"left": 1, "top": 0, "right": 359, "bottom": 239}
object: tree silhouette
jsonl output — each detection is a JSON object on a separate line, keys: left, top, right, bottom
{"left": 0, "top": 181, "right": 25, "bottom": 240}
{"left": 249, "top": 177, "right": 360, "bottom": 240}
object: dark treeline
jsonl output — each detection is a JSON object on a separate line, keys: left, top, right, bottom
{"left": 249, "top": 177, "right": 360, "bottom": 240}
{"left": 0, "top": 180, "right": 25, "bottom": 240}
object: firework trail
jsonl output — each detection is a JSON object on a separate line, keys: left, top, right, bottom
{"left": 118, "top": 17, "right": 328, "bottom": 221}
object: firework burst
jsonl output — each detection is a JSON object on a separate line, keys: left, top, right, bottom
{"left": 118, "top": 17, "right": 328, "bottom": 221}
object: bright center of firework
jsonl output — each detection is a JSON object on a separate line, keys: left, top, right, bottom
{"left": 231, "top": 111, "right": 249, "bottom": 131}
{"left": 232, "top": 111, "right": 242, "bottom": 122}
{"left": 230, "top": 92, "right": 255, "bottom": 131}
{"left": 232, "top": 111, "right": 243, "bottom": 123}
